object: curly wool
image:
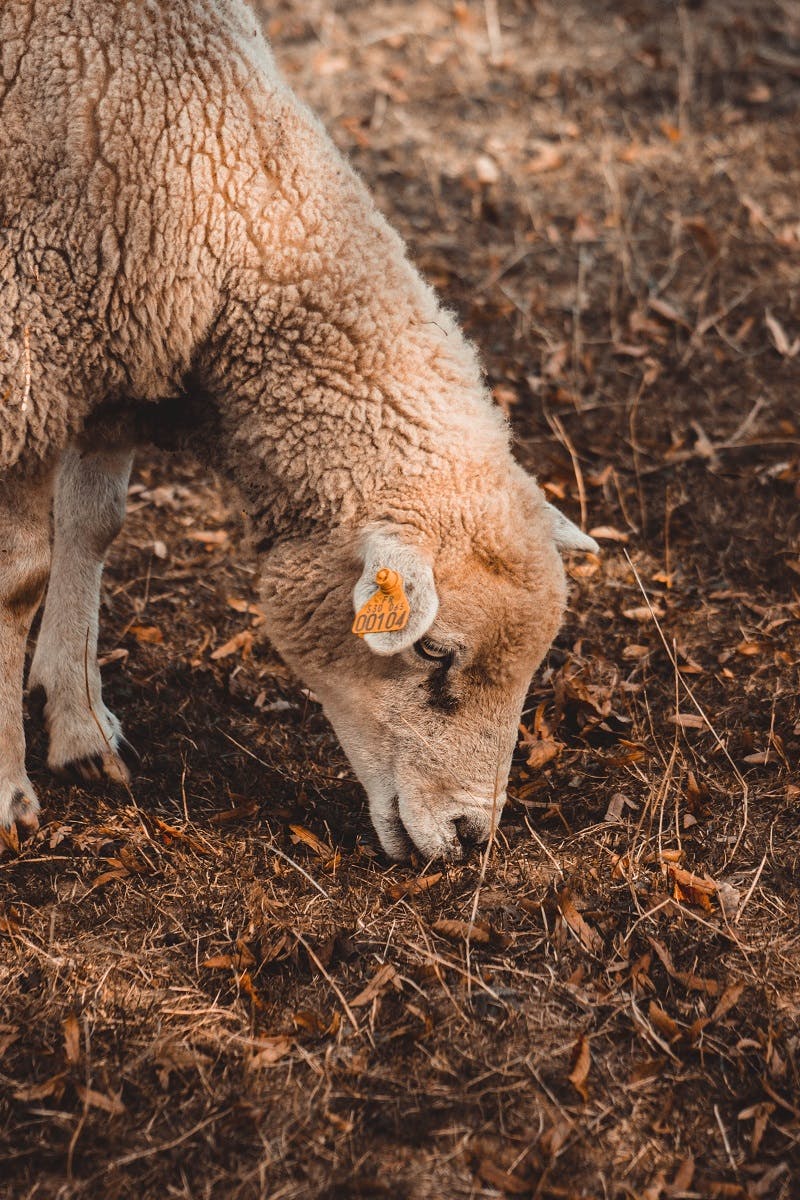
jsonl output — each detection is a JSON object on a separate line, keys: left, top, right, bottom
{"left": 0, "top": 0, "right": 519, "bottom": 547}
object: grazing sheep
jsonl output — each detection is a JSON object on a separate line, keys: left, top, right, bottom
{"left": 0, "top": 0, "right": 597, "bottom": 861}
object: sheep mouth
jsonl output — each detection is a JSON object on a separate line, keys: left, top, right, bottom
{"left": 384, "top": 795, "right": 416, "bottom": 860}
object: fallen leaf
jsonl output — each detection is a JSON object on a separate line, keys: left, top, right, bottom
{"left": 668, "top": 864, "right": 717, "bottom": 910}
{"left": 589, "top": 525, "right": 629, "bottom": 542}
{"left": 658, "top": 118, "right": 681, "bottom": 142}
{"left": 62, "top": 1015, "right": 80, "bottom": 1065}
{"left": 249, "top": 1036, "right": 293, "bottom": 1068}
{"left": 129, "top": 624, "right": 163, "bottom": 645}
{"left": 210, "top": 630, "right": 253, "bottom": 660}
{"left": 477, "top": 1159, "right": 530, "bottom": 1195}
{"left": 88, "top": 868, "right": 130, "bottom": 890}
{"left": 557, "top": 890, "right": 603, "bottom": 954}
{"left": 668, "top": 1157, "right": 695, "bottom": 1193}
{"left": 97, "top": 648, "right": 129, "bottom": 667}
{"left": 712, "top": 980, "right": 745, "bottom": 1022}
{"left": 622, "top": 644, "right": 650, "bottom": 660}
{"left": 738, "top": 1102, "right": 774, "bottom": 1159}
{"left": 14, "top": 1074, "right": 66, "bottom": 1102}
{"left": 648, "top": 936, "right": 720, "bottom": 995}
{"left": 289, "top": 824, "right": 333, "bottom": 859}
{"left": 76, "top": 1085, "right": 126, "bottom": 1115}
{"left": 572, "top": 213, "right": 598, "bottom": 242}
{"left": 432, "top": 918, "right": 491, "bottom": 944}
{"left": 604, "top": 792, "right": 634, "bottom": 823}
{"left": 186, "top": 528, "right": 229, "bottom": 547}
{"left": 648, "top": 1001, "right": 681, "bottom": 1042}
{"left": 387, "top": 872, "right": 442, "bottom": 900}
{"left": 227, "top": 596, "right": 266, "bottom": 620}
{"left": 623, "top": 605, "right": 664, "bottom": 622}
{"left": 568, "top": 1033, "right": 591, "bottom": 1100}
{"left": 670, "top": 713, "right": 707, "bottom": 730}
{"left": 524, "top": 735, "right": 561, "bottom": 770}
{"left": 351, "top": 963, "right": 398, "bottom": 1007}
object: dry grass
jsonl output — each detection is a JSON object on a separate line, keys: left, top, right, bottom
{"left": 2, "top": 1, "right": 799, "bottom": 1196}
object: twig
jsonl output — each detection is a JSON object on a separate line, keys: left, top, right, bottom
{"left": 545, "top": 411, "right": 588, "bottom": 529}
{"left": 713, "top": 1103, "right": 738, "bottom": 1174}
{"left": 735, "top": 848, "right": 768, "bottom": 926}
{"left": 267, "top": 844, "right": 331, "bottom": 901}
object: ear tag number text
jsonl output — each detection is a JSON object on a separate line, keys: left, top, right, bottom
{"left": 352, "top": 568, "right": 410, "bottom": 637}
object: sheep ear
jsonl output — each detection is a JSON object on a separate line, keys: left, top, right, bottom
{"left": 353, "top": 529, "right": 438, "bottom": 656}
{"left": 545, "top": 503, "right": 599, "bottom": 554}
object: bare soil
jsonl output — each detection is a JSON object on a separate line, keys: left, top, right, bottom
{"left": 2, "top": 2, "right": 799, "bottom": 1197}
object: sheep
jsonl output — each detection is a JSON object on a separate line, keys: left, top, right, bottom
{"left": 0, "top": 0, "right": 597, "bottom": 861}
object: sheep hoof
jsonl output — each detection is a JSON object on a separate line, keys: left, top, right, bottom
{"left": 56, "top": 741, "right": 135, "bottom": 787}
{"left": 0, "top": 782, "right": 40, "bottom": 853}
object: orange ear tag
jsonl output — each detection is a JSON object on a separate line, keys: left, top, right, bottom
{"left": 352, "top": 568, "right": 410, "bottom": 638}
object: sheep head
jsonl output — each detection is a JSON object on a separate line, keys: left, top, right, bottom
{"left": 258, "top": 474, "right": 597, "bottom": 862}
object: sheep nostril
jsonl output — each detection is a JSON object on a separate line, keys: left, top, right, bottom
{"left": 454, "top": 816, "right": 478, "bottom": 849}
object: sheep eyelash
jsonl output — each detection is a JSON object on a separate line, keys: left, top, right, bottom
{"left": 413, "top": 637, "right": 456, "bottom": 668}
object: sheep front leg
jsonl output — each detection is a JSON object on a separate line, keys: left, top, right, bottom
{"left": 0, "top": 468, "right": 53, "bottom": 837}
{"left": 29, "top": 445, "right": 134, "bottom": 783}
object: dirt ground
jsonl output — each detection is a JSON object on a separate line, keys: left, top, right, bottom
{"left": 2, "top": 1, "right": 799, "bottom": 1197}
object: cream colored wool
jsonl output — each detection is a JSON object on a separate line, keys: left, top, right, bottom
{"left": 0, "top": 0, "right": 595, "bottom": 860}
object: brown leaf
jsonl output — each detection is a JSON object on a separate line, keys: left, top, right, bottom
{"left": 477, "top": 1159, "right": 531, "bottom": 1195}
{"left": 14, "top": 1074, "right": 66, "bottom": 1102}
{"left": 627, "top": 1057, "right": 665, "bottom": 1086}
{"left": 201, "top": 954, "right": 236, "bottom": 970}
{"left": 1, "top": 824, "right": 21, "bottom": 854}
{"left": 524, "top": 735, "right": 561, "bottom": 770}
{"left": 589, "top": 525, "right": 629, "bottom": 542}
{"left": 210, "top": 630, "right": 254, "bottom": 660}
{"left": 668, "top": 864, "right": 717, "bottom": 911}
{"left": 738, "top": 1102, "right": 774, "bottom": 1159}
{"left": 62, "top": 1015, "right": 80, "bottom": 1065}
{"left": 648, "top": 1001, "right": 681, "bottom": 1042}
{"left": 432, "top": 918, "right": 491, "bottom": 945}
{"left": 88, "top": 868, "right": 130, "bottom": 891}
{"left": 288, "top": 824, "right": 333, "bottom": 859}
{"left": 186, "top": 528, "right": 229, "bottom": 547}
{"left": 557, "top": 890, "right": 603, "bottom": 954}
{"left": 667, "top": 1157, "right": 695, "bottom": 1194}
{"left": 623, "top": 604, "right": 664, "bottom": 622}
{"left": 670, "top": 713, "right": 706, "bottom": 730}
{"left": 622, "top": 643, "right": 650, "bottom": 660}
{"left": 387, "top": 872, "right": 442, "bottom": 900}
{"left": 712, "top": 980, "right": 745, "bottom": 1023}
{"left": 249, "top": 1036, "right": 293, "bottom": 1068}
{"left": 129, "top": 623, "right": 164, "bottom": 645}
{"left": 648, "top": 936, "right": 720, "bottom": 996}
{"left": 351, "top": 963, "right": 398, "bottom": 1007}
{"left": 568, "top": 1033, "right": 591, "bottom": 1101}
{"left": 76, "top": 1085, "right": 126, "bottom": 1115}
{"left": 227, "top": 596, "right": 266, "bottom": 619}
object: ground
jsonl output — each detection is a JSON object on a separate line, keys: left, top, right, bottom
{"left": 1, "top": 1, "right": 799, "bottom": 1197}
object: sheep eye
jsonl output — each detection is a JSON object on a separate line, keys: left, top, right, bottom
{"left": 414, "top": 637, "right": 455, "bottom": 668}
